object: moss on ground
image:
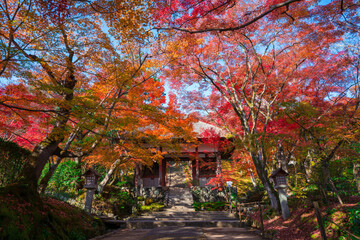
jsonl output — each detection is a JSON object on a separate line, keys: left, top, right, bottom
{"left": 140, "top": 203, "right": 165, "bottom": 213}
{"left": 0, "top": 184, "right": 105, "bottom": 240}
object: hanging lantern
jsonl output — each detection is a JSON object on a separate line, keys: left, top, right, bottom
{"left": 83, "top": 168, "right": 100, "bottom": 189}
{"left": 270, "top": 168, "right": 289, "bottom": 189}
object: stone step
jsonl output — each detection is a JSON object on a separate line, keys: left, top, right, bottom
{"left": 125, "top": 219, "right": 245, "bottom": 229}
{"left": 102, "top": 219, "right": 126, "bottom": 229}
{"left": 146, "top": 211, "right": 236, "bottom": 217}
{"left": 101, "top": 219, "right": 244, "bottom": 229}
{"left": 141, "top": 214, "right": 237, "bottom": 219}
{"left": 130, "top": 217, "right": 239, "bottom": 221}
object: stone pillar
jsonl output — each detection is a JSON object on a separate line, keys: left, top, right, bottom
{"left": 277, "top": 187, "right": 290, "bottom": 219}
{"left": 84, "top": 189, "right": 95, "bottom": 213}
{"left": 135, "top": 164, "right": 143, "bottom": 196}
{"left": 216, "top": 153, "right": 221, "bottom": 176}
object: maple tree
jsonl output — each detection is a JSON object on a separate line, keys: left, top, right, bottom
{"left": 156, "top": 0, "right": 359, "bottom": 211}
{"left": 154, "top": 0, "right": 360, "bottom": 34}
{"left": 0, "top": 0, "right": 196, "bottom": 192}
{"left": 276, "top": 1, "right": 360, "bottom": 200}
{"left": 0, "top": 0, "right": 358, "bottom": 211}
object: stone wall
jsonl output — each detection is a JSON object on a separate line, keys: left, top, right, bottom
{"left": 139, "top": 186, "right": 168, "bottom": 203}
{"left": 191, "top": 186, "right": 227, "bottom": 202}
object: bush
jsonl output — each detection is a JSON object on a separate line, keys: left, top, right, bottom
{"left": 243, "top": 185, "right": 265, "bottom": 202}
{"left": 193, "top": 202, "right": 227, "bottom": 211}
{"left": 42, "top": 160, "right": 82, "bottom": 196}
{"left": 92, "top": 186, "right": 136, "bottom": 218}
{"left": 140, "top": 203, "right": 164, "bottom": 213}
{"left": 346, "top": 204, "right": 360, "bottom": 236}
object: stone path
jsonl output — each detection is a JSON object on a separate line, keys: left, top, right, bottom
{"left": 167, "top": 161, "right": 194, "bottom": 210}
{"left": 168, "top": 161, "right": 187, "bottom": 188}
{"left": 92, "top": 161, "right": 261, "bottom": 240}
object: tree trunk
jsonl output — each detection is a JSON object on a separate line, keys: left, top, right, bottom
{"left": 20, "top": 137, "right": 63, "bottom": 188}
{"left": 322, "top": 165, "right": 343, "bottom": 204}
{"left": 37, "top": 132, "right": 77, "bottom": 193}
{"left": 251, "top": 151, "right": 280, "bottom": 211}
{"left": 135, "top": 164, "right": 142, "bottom": 196}
{"left": 320, "top": 140, "right": 344, "bottom": 205}
{"left": 249, "top": 169, "right": 257, "bottom": 188}
{"left": 329, "top": 179, "right": 343, "bottom": 205}
{"left": 353, "top": 163, "right": 360, "bottom": 194}
{"left": 38, "top": 156, "right": 63, "bottom": 194}
{"left": 304, "top": 150, "right": 314, "bottom": 183}
{"left": 109, "top": 171, "right": 119, "bottom": 186}
{"left": 320, "top": 185, "right": 328, "bottom": 204}
{"left": 97, "top": 159, "right": 121, "bottom": 194}
{"left": 19, "top": 91, "right": 75, "bottom": 189}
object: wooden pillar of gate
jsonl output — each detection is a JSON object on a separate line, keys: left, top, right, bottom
{"left": 192, "top": 147, "right": 199, "bottom": 186}
{"left": 192, "top": 159, "right": 197, "bottom": 185}
{"left": 196, "top": 147, "right": 200, "bottom": 185}
{"left": 159, "top": 158, "right": 166, "bottom": 187}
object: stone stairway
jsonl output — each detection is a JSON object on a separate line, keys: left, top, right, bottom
{"left": 167, "top": 187, "right": 194, "bottom": 211}
{"left": 123, "top": 161, "right": 242, "bottom": 229}
{"left": 125, "top": 208, "right": 243, "bottom": 229}
{"left": 165, "top": 161, "right": 194, "bottom": 210}
{"left": 93, "top": 162, "right": 260, "bottom": 239}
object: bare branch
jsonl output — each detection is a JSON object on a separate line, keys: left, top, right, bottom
{"left": 156, "top": 0, "right": 302, "bottom": 34}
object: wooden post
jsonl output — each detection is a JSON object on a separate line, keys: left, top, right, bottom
{"left": 159, "top": 158, "right": 166, "bottom": 187}
{"left": 258, "top": 202, "right": 264, "bottom": 237}
{"left": 192, "top": 159, "right": 197, "bottom": 186}
{"left": 159, "top": 158, "right": 163, "bottom": 186}
{"left": 229, "top": 189, "right": 232, "bottom": 213}
{"left": 239, "top": 203, "right": 242, "bottom": 224}
{"left": 196, "top": 147, "right": 199, "bottom": 185}
{"left": 313, "top": 201, "right": 327, "bottom": 240}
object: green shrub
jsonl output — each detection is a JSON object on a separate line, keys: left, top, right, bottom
{"left": 42, "top": 160, "right": 82, "bottom": 196}
{"left": 346, "top": 204, "right": 360, "bottom": 236}
{"left": 140, "top": 203, "right": 164, "bottom": 212}
{"left": 93, "top": 186, "right": 136, "bottom": 218}
{"left": 193, "top": 201, "right": 227, "bottom": 211}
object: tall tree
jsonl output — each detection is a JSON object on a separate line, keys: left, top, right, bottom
{"left": 0, "top": 0, "right": 158, "bottom": 188}
{"left": 158, "top": 0, "right": 350, "bottom": 210}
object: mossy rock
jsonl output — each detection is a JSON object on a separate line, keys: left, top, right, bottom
{"left": 0, "top": 184, "right": 105, "bottom": 240}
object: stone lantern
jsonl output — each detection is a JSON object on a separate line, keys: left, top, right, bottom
{"left": 270, "top": 168, "right": 290, "bottom": 219}
{"left": 83, "top": 168, "right": 100, "bottom": 213}
{"left": 226, "top": 181, "right": 233, "bottom": 212}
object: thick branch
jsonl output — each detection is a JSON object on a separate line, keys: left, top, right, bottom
{"left": 157, "top": 0, "right": 302, "bottom": 34}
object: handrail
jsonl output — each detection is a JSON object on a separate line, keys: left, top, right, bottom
{"left": 237, "top": 201, "right": 265, "bottom": 206}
